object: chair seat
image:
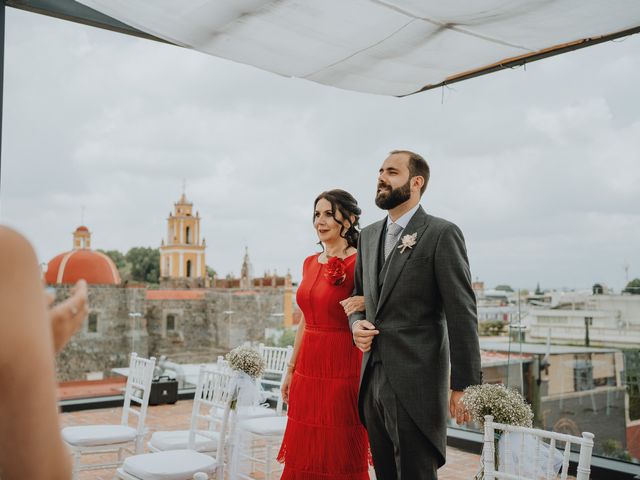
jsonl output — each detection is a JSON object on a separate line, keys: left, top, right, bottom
{"left": 62, "top": 424, "right": 137, "bottom": 447}
{"left": 238, "top": 416, "right": 287, "bottom": 436}
{"left": 214, "top": 405, "right": 276, "bottom": 419}
{"left": 122, "top": 449, "right": 216, "bottom": 480}
{"left": 149, "top": 430, "right": 220, "bottom": 452}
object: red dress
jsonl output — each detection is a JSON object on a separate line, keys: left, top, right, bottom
{"left": 277, "top": 253, "right": 370, "bottom": 479}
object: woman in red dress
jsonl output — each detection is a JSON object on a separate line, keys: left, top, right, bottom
{"left": 278, "top": 189, "right": 370, "bottom": 480}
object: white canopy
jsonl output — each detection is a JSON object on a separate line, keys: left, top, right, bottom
{"left": 77, "top": 0, "right": 640, "bottom": 96}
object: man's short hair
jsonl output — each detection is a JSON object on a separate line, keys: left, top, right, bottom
{"left": 390, "top": 149, "right": 430, "bottom": 195}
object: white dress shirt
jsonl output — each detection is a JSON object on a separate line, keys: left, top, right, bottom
{"left": 386, "top": 203, "right": 421, "bottom": 234}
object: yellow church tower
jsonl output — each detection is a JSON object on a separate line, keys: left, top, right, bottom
{"left": 160, "top": 192, "right": 206, "bottom": 280}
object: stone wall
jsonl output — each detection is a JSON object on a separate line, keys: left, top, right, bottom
{"left": 55, "top": 285, "right": 148, "bottom": 382}
{"left": 55, "top": 285, "right": 286, "bottom": 381}
{"left": 209, "top": 290, "right": 285, "bottom": 350}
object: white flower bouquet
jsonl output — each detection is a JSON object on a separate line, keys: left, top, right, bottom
{"left": 462, "top": 384, "right": 545, "bottom": 479}
{"left": 462, "top": 383, "right": 533, "bottom": 429}
{"left": 226, "top": 345, "right": 265, "bottom": 380}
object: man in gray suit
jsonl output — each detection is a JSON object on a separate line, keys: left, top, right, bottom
{"left": 349, "top": 150, "right": 482, "bottom": 479}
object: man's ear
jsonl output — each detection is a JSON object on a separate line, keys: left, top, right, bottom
{"left": 412, "top": 175, "right": 425, "bottom": 192}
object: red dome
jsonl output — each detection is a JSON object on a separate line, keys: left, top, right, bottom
{"left": 45, "top": 250, "right": 121, "bottom": 285}
{"left": 75, "top": 226, "right": 89, "bottom": 232}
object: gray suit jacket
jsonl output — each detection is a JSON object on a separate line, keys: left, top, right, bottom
{"left": 349, "top": 205, "right": 482, "bottom": 467}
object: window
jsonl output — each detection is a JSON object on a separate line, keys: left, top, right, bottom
{"left": 166, "top": 314, "right": 176, "bottom": 332}
{"left": 186, "top": 260, "right": 192, "bottom": 277}
{"left": 87, "top": 312, "right": 98, "bottom": 333}
{"left": 186, "top": 226, "right": 191, "bottom": 244}
{"left": 574, "top": 359, "right": 594, "bottom": 392}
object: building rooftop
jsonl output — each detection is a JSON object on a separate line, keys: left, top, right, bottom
{"left": 480, "top": 350, "right": 532, "bottom": 367}
{"left": 480, "top": 340, "right": 620, "bottom": 355}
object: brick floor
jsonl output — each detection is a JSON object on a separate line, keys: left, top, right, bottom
{"left": 58, "top": 401, "right": 487, "bottom": 480}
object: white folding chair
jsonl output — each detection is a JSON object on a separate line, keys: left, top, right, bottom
{"left": 147, "top": 359, "right": 230, "bottom": 454}
{"left": 483, "top": 415, "right": 595, "bottom": 480}
{"left": 225, "top": 346, "right": 291, "bottom": 480}
{"left": 62, "top": 353, "right": 156, "bottom": 479}
{"left": 212, "top": 347, "right": 287, "bottom": 424}
{"left": 257, "top": 344, "right": 293, "bottom": 415}
{"left": 232, "top": 415, "right": 288, "bottom": 480}
{"left": 118, "top": 367, "right": 236, "bottom": 480}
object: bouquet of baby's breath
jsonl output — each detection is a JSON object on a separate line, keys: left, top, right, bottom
{"left": 462, "top": 383, "right": 533, "bottom": 428}
{"left": 226, "top": 345, "right": 265, "bottom": 379}
{"left": 462, "top": 384, "right": 534, "bottom": 479}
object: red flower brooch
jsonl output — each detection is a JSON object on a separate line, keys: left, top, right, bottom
{"left": 324, "top": 256, "right": 346, "bottom": 286}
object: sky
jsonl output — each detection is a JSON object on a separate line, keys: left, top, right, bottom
{"left": 1, "top": 8, "right": 639, "bottom": 291}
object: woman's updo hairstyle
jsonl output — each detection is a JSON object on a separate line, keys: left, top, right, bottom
{"left": 313, "top": 189, "right": 361, "bottom": 250}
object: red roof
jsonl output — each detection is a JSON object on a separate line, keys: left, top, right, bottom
{"left": 58, "top": 377, "right": 126, "bottom": 400}
{"left": 146, "top": 290, "right": 206, "bottom": 300}
{"left": 45, "top": 250, "right": 121, "bottom": 285}
{"left": 75, "top": 225, "right": 89, "bottom": 232}
{"left": 480, "top": 350, "right": 532, "bottom": 367}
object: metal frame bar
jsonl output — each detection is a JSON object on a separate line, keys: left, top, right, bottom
{"left": 409, "top": 26, "right": 640, "bottom": 96}
{"left": 5, "top": 0, "right": 168, "bottom": 43}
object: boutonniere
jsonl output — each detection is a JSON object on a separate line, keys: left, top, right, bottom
{"left": 398, "top": 233, "right": 417, "bottom": 254}
{"left": 324, "top": 256, "right": 347, "bottom": 285}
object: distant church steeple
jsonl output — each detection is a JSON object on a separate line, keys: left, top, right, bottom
{"left": 159, "top": 190, "right": 206, "bottom": 280}
{"left": 73, "top": 226, "right": 91, "bottom": 250}
{"left": 240, "top": 247, "right": 253, "bottom": 289}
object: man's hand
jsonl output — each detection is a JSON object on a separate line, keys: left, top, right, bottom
{"left": 352, "top": 320, "right": 379, "bottom": 353}
{"left": 449, "top": 390, "right": 471, "bottom": 425}
{"left": 340, "top": 296, "right": 365, "bottom": 316}
{"left": 47, "top": 279, "right": 89, "bottom": 353}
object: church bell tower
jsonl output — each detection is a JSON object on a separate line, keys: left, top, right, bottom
{"left": 160, "top": 191, "right": 206, "bottom": 280}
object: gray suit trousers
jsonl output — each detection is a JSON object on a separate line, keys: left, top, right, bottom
{"left": 362, "top": 354, "right": 439, "bottom": 480}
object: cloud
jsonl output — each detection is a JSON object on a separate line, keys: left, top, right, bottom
{"left": 1, "top": 8, "right": 640, "bottom": 291}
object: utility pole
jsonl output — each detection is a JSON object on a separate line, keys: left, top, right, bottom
{"left": 584, "top": 316, "right": 593, "bottom": 347}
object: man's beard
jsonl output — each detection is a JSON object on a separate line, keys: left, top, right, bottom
{"left": 375, "top": 179, "right": 411, "bottom": 210}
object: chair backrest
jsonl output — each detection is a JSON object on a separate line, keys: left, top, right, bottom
{"left": 216, "top": 355, "right": 231, "bottom": 373}
{"left": 188, "top": 366, "right": 236, "bottom": 464}
{"left": 121, "top": 353, "right": 157, "bottom": 435}
{"left": 483, "top": 415, "right": 595, "bottom": 480}
{"left": 259, "top": 344, "right": 293, "bottom": 377}
{"left": 258, "top": 344, "right": 292, "bottom": 413}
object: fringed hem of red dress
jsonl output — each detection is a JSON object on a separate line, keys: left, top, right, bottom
{"left": 279, "top": 468, "right": 371, "bottom": 480}
{"left": 278, "top": 415, "right": 372, "bottom": 478}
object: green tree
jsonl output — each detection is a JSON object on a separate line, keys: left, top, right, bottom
{"left": 277, "top": 328, "right": 297, "bottom": 347}
{"left": 98, "top": 249, "right": 127, "bottom": 270}
{"left": 495, "top": 284, "right": 514, "bottom": 292}
{"left": 206, "top": 266, "right": 217, "bottom": 278}
{"left": 126, "top": 247, "right": 160, "bottom": 284}
{"left": 478, "top": 320, "right": 507, "bottom": 336}
{"left": 601, "top": 439, "right": 632, "bottom": 461}
{"left": 535, "top": 282, "right": 543, "bottom": 295}
{"left": 624, "top": 278, "right": 640, "bottom": 294}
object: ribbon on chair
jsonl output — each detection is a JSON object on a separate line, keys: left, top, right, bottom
{"left": 227, "top": 372, "right": 263, "bottom": 479}
{"left": 498, "top": 432, "right": 563, "bottom": 478}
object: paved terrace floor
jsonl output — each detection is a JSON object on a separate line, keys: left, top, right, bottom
{"left": 60, "top": 400, "right": 481, "bottom": 480}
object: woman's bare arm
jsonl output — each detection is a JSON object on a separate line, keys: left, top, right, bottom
{"left": 280, "top": 316, "right": 305, "bottom": 403}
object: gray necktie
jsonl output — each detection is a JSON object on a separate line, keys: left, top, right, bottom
{"left": 384, "top": 223, "right": 403, "bottom": 260}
